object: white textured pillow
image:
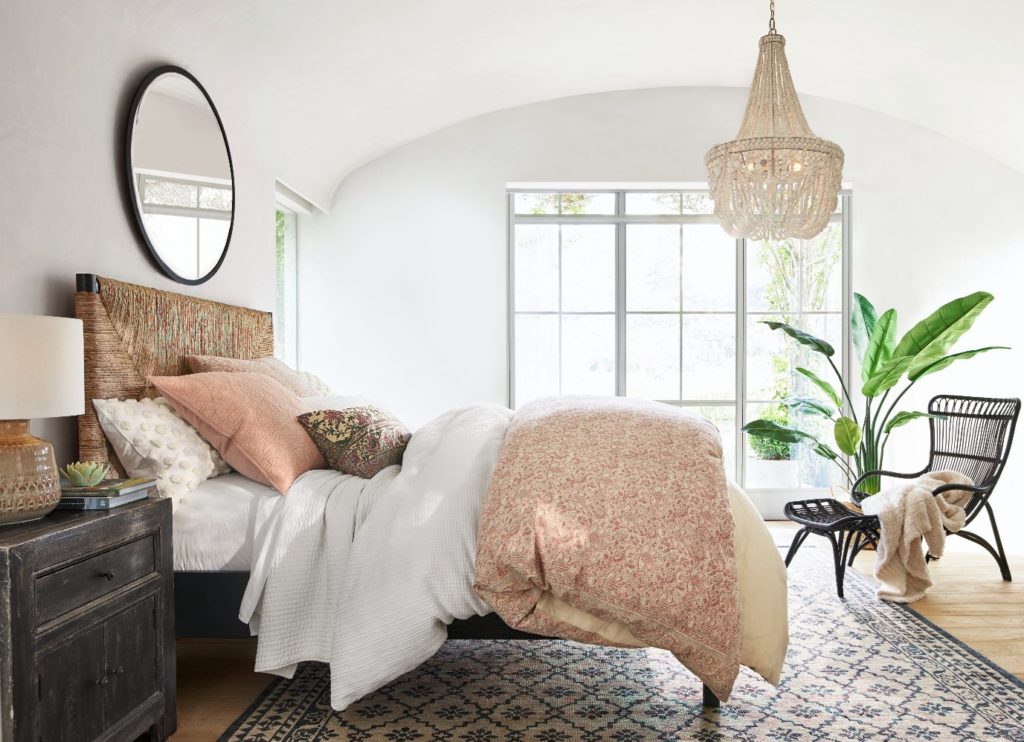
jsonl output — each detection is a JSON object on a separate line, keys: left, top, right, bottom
{"left": 93, "top": 397, "right": 231, "bottom": 501}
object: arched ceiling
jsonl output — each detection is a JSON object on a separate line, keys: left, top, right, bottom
{"left": 131, "top": 0, "right": 1024, "bottom": 207}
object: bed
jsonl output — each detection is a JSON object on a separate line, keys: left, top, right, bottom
{"left": 74, "top": 272, "right": 786, "bottom": 708}
{"left": 74, "top": 273, "right": 554, "bottom": 642}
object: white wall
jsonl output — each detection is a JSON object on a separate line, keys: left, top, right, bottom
{"left": 301, "top": 86, "right": 1024, "bottom": 549}
{"left": 134, "top": 91, "right": 231, "bottom": 181}
{"left": 0, "top": 3, "right": 279, "bottom": 466}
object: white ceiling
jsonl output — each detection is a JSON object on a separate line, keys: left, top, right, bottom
{"left": 136, "top": 0, "right": 1024, "bottom": 206}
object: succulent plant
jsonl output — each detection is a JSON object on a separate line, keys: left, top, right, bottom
{"left": 61, "top": 461, "right": 111, "bottom": 487}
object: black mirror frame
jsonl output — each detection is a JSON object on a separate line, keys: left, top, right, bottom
{"left": 124, "top": 65, "right": 235, "bottom": 286}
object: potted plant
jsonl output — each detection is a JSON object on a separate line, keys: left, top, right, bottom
{"left": 742, "top": 291, "right": 1007, "bottom": 495}
{"left": 747, "top": 404, "right": 802, "bottom": 488}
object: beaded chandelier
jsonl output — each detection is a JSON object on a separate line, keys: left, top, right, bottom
{"left": 705, "top": 1, "right": 843, "bottom": 240}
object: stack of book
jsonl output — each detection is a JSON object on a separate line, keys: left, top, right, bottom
{"left": 57, "top": 477, "right": 158, "bottom": 510}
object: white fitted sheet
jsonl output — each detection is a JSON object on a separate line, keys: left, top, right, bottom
{"left": 173, "top": 473, "right": 282, "bottom": 571}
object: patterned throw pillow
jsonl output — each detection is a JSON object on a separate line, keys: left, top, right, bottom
{"left": 297, "top": 407, "right": 411, "bottom": 479}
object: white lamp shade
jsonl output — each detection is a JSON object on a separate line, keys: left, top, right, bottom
{"left": 0, "top": 314, "right": 85, "bottom": 420}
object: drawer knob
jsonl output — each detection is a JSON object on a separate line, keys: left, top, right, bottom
{"left": 97, "top": 676, "right": 109, "bottom": 686}
{"left": 102, "top": 570, "right": 115, "bottom": 581}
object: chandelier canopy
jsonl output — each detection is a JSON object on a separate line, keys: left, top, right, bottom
{"left": 705, "top": 4, "right": 843, "bottom": 241}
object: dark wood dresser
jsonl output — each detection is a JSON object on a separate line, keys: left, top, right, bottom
{"left": 0, "top": 498, "right": 175, "bottom": 741}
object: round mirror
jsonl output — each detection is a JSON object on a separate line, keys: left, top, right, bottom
{"left": 125, "top": 66, "right": 234, "bottom": 285}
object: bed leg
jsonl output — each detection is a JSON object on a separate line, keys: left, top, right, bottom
{"left": 702, "top": 683, "right": 720, "bottom": 708}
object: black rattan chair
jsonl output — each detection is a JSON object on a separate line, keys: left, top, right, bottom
{"left": 784, "top": 395, "right": 1020, "bottom": 597}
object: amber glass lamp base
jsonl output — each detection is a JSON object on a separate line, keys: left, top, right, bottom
{"left": 0, "top": 420, "right": 61, "bottom": 526}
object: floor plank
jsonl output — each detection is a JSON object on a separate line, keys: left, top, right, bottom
{"left": 173, "top": 640, "right": 272, "bottom": 742}
{"left": 172, "top": 523, "right": 1024, "bottom": 739}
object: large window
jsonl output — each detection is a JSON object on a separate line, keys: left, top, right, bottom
{"left": 509, "top": 188, "right": 850, "bottom": 490}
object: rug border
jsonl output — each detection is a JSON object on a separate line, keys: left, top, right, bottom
{"left": 816, "top": 544, "right": 1024, "bottom": 691}
{"left": 217, "top": 674, "right": 286, "bottom": 742}
{"left": 896, "top": 591, "right": 1024, "bottom": 690}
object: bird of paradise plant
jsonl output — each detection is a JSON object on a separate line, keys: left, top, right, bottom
{"left": 742, "top": 291, "right": 1007, "bottom": 494}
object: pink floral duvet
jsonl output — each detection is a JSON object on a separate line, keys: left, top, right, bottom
{"left": 473, "top": 396, "right": 743, "bottom": 700}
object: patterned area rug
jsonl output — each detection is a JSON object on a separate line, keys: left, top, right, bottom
{"left": 222, "top": 547, "right": 1024, "bottom": 741}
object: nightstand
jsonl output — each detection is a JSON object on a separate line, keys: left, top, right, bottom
{"left": 0, "top": 497, "right": 175, "bottom": 741}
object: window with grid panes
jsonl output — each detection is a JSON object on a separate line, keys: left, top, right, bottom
{"left": 509, "top": 188, "right": 849, "bottom": 489}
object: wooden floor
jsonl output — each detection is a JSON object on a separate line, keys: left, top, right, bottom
{"left": 173, "top": 640, "right": 271, "bottom": 742}
{"left": 171, "top": 525, "right": 1024, "bottom": 740}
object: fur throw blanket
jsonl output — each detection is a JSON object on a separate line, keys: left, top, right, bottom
{"left": 861, "top": 470, "right": 974, "bottom": 603}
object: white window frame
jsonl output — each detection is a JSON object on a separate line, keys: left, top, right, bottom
{"left": 506, "top": 186, "right": 853, "bottom": 492}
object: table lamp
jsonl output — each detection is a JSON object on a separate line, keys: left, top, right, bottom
{"left": 0, "top": 314, "right": 84, "bottom": 525}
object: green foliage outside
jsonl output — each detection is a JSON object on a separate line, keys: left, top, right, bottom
{"left": 274, "top": 209, "right": 287, "bottom": 359}
{"left": 525, "top": 193, "right": 591, "bottom": 215}
{"left": 748, "top": 404, "right": 793, "bottom": 460}
{"left": 750, "top": 231, "right": 840, "bottom": 473}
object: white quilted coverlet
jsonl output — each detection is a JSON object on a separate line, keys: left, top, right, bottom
{"left": 239, "top": 404, "right": 512, "bottom": 709}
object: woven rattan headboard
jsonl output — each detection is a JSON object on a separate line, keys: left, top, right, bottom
{"left": 74, "top": 274, "right": 274, "bottom": 475}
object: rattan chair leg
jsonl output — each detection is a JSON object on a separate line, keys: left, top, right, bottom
{"left": 839, "top": 530, "right": 854, "bottom": 574}
{"left": 845, "top": 531, "right": 862, "bottom": 567}
{"left": 784, "top": 528, "right": 810, "bottom": 567}
{"left": 956, "top": 509, "right": 1012, "bottom": 582}
{"left": 823, "top": 530, "right": 845, "bottom": 598}
{"left": 985, "top": 503, "right": 1012, "bottom": 582}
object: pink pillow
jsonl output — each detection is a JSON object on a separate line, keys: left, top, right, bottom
{"left": 148, "top": 372, "right": 325, "bottom": 494}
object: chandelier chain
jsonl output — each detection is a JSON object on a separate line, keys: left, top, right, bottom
{"left": 769, "top": 0, "right": 776, "bottom": 33}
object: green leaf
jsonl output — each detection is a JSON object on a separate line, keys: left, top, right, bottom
{"left": 741, "top": 419, "right": 818, "bottom": 445}
{"left": 796, "top": 367, "right": 842, "bottom": 409}
{"left": 833, "top": 417, "right": 861, "bottom": 456}
{"left": 781, "top": 396, "right": 836, "bottom": 419}
{"left": 861, "top": 308, "right": 897, "bottom": 384}
{"left": 861, "top": 355, "right": 914, "bottom": 397}
{"left": 883, "top": 411, "right": 945, "bottom": 434}
{"left": 892, "top": 292, "right": 994, "bottom": 377}
{"left": 851, "top": 293, "right": 878, "bottom": 363}
{"left": 762, "top": 321, "right": 835, "bottom": 357}
{"left": 907, "top": 346, "right": 1010, "bottom": 382}
{"left": 813, "top": 442, "right": 841, "bottom": 461}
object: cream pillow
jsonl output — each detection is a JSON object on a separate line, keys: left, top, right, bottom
{"left": 296, "top": 370, "right": 332, "bottom": 397}
{"left": 186, "top": 355, "right": 332, "bottom": 398}
{"left": 93, "top": 397, "right": 231, "bottom": 501}
{"left": 149, "top": 372, "right": 326, "bottom": 494}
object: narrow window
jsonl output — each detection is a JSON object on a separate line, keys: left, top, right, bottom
{"left": 274, "top": 204, "right": 298, "bottom": 366}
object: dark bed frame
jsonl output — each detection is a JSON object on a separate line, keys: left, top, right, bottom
{"left": 75, "top": 273, "right": 721, "bottom": 708}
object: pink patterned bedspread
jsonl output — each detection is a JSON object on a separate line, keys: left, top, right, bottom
{"left": 473, "top": 396, "right": 743, "bottom": 699}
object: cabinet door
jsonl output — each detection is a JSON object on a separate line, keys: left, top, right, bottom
{"left": 104, "top": 596, "right": 159, "bottom": 728}
{"left": 37, "top": 623, "right": 107, "bottom": 742}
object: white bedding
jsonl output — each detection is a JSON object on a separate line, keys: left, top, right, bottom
{"left": 173, "top": 473, "right": 281, "bottom": 571}
{"left": 239, "top": 403, "right": 788, "bottom": 710}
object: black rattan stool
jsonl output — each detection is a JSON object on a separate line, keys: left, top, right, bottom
{"left": 783, "top": 499, "right": 879, "bottom": 598}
